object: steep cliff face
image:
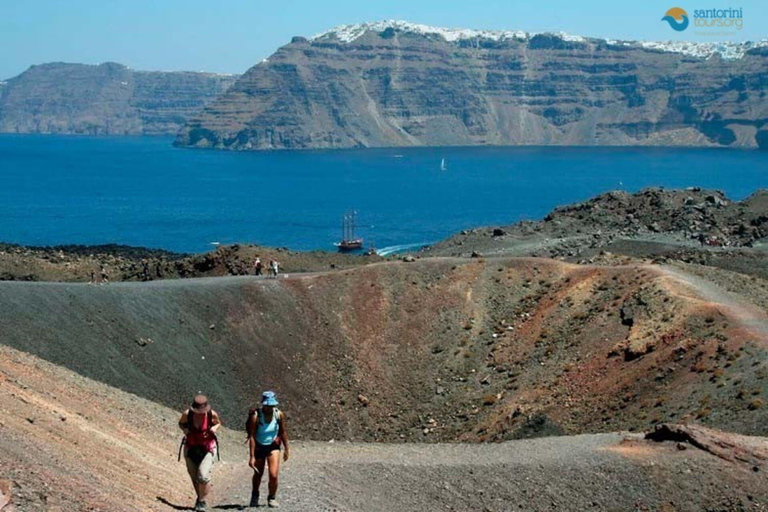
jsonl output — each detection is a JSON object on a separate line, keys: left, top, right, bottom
{"left": 175, "top": 21, "right": 768, "bottom": 150}
{"left": 0, "top": 62, "right": 238, "bottom": 135}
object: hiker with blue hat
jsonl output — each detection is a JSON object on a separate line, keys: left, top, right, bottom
{"left": 246, "top": 391, "right": 289, "bottom": 508}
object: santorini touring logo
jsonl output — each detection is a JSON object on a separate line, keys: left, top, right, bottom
{"left": 662, "top": 6, "right": 744, "bottom": 32}
{"left": 662, "top": 7, "right": 690, "bottom": 31}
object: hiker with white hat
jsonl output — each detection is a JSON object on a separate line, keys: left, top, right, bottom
{"left": 246, "top": 391, "right": 290, "bottom": 508}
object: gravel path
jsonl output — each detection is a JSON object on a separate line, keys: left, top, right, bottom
{"left": 659, "top": 265, "right": 768, "bottom": 339}
{"left": 198, "top": 434, "right": 768, "bottom": 512}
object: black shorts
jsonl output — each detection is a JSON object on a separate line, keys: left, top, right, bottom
{"left": 255, "top": 442, "right": 280, "bottom": 460}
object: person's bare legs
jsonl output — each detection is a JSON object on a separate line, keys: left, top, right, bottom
{"left": 186, "top": 456, "right": 201, "bottom": 502}
{"left": 251, "top": 457, "right": 266, "bottom": 505}
{"left": 182, "top": 452, "right": 215, "bottom": 509}
{"left": 267, "top": 450, "right": 280, "bottom": 500}
{"left": 198, "top": 482, "right": 211, "bottom": 503}
{"left": 252, "top": 457, "right": 266, "bottom": 490}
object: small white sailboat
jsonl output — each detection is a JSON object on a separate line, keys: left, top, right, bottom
{"left": 440, "top": 157, "right": 447, "bottom": 171}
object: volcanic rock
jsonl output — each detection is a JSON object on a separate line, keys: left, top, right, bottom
{"left": 0, "top": 62, "right": 238, "bottom": 135}
{"left": 177, "top": 21, "right": 768, "bottom": 150}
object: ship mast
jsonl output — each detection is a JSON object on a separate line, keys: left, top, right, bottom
{"left": 342, "top": 210, "right": 357, "bottom": 242}
{"left": 337, "top": 210, "right": 363, "bottom": 251}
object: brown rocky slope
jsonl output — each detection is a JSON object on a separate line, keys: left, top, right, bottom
{"left": 1, "top": 257, "right": 766, "bottom": 444}
{"left": 425, "top": 187, "right": 768, "bottom": 279}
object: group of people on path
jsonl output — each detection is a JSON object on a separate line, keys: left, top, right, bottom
{"left": 253, "top": 257, "right": 280, "bottom": 278}
{"left": 89, "top": 265, "right": 110, "bottom": 285}
{"left": 179, "top": 392, "right": 289, "bottom": 511}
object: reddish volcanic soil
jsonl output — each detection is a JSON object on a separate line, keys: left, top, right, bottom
{"left": 0, "top": 257, "right": 766, "bottom": 445}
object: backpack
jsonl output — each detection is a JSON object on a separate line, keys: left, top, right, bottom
{"left": 246, "top": 407, "right": 283, "bottom": 441}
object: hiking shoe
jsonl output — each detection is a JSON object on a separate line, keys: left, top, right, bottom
{"left": 267, "top": 496, "right": 279, "bottom": 508}
{"left": 195, "top": 500, "right": 208, "bottom": 511}
{"left": 249, "top": 491, "right": 260, "bottom": 507}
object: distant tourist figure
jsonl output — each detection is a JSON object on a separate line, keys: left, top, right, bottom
{"left": 100, "top": 265, "right": 109, "bottom": 285}
{"left": 246, "top": 391, "right": 289, "bottom": 508}
{"left": 141, "top": 258, "right": 150, "bottom": 281}
{"left": 179, "top": 395, "right": 221, "bottom": 512}
{"left": 89, "top": 270, "right": 96, "bottom": 285}
{"left": 271, "top": 260, "right": 280, "bottom": 278}
{"left": 254, "top": 257, "right": 263, "bottom": 276}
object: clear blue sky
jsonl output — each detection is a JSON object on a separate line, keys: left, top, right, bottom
{"left": 2, "top": 0, "right": 766, "bottom": 79}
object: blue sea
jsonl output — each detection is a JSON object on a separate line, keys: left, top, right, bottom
{"left": 0, "top": 134, "right": 766, "bottom": 254}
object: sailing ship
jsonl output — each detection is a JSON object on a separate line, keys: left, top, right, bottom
{"left": 440, "top": 157, "right": 447, "bottom": 171}
{"left": 335, "top": 210, "right": 363, "bottom": 252}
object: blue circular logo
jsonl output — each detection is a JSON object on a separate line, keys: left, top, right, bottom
{"left": 662, "top": 7, "right": 690, "bottom": 31}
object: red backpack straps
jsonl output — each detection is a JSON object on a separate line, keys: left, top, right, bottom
{"left": 187, "top": 409, "right": 214, "bottom": 432}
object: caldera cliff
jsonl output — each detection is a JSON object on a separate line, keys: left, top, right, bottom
{"left": 175, "top": 21, "right": 768, "bottom": 150}
{"left": 0, "top": 62, "right": 238, "bottom": 135}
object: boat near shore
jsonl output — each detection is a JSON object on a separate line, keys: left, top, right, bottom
{"left": 335, "top": 210, "right": 363, "bottom": 252}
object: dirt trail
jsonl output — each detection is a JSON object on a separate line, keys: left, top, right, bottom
{"left": 212, "top": 434, "right": 768, "bottom": 512}
{"left": 657, "top": 265, "right": 768, "bottom": 339}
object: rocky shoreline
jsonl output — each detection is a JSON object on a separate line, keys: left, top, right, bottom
{"left": 0, "top": 242, "right": 381, "bottom": 282}
{"left": 423, "top": 187, "right": 768, "bottom": 274}
{"left": 2, "top": 187, "right": 766, "bottom": 283}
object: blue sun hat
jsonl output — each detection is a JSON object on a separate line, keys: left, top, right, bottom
{"left": 261, "top": 391, "right": 279, "bottom": 406}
